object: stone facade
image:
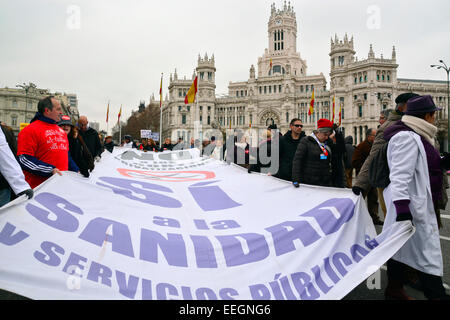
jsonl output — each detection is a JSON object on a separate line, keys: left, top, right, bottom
{"left": 161, "top": 2, "right": 448, "bottom": 146}
{"left": 0, "top": 84, "right": 79, "bottom": 136}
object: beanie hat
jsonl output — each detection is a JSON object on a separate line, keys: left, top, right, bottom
{"left": 317, "top": 119, "right": 333, "bottom": 133}
{"left": 395, "top": 92, "right": 420, "bottom": 105}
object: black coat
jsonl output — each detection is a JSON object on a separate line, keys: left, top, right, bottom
{"left": 328, "top": 130, "right": 346, "bottom": 188}
{"left": 68, "top": 136, "right": 94, "bottom": 177}
{"left": 275, "top": 130, "right": 305, "bottom": 181}
{"left": 161, "top": 143, "right": 173, "bottom": 151}
{"left": 104, "top": 141, "right": 115, "bottom": 153}
{"left": 292, "top": 136, "right": 333, "bottom": 187}
{"left": 79, "top": 127, "right": 103, "bottom": 158}
{"left": 343, "top": 136, "right": 354, "bottom": 169}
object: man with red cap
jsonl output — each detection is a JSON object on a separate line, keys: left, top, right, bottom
{"left": 292, "top": 119, "right": 336, "bottom": 187}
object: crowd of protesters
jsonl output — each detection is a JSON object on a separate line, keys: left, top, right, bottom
{"left": 0, "top": 93, "right": 449, "bottom": 300}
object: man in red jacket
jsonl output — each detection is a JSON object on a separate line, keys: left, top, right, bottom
{"left": 17, "top": 96, "right": 79, "bottom": 188}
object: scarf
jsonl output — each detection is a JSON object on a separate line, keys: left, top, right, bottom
{"left": 401, "top": 115, "right": 437, "bottom": 147}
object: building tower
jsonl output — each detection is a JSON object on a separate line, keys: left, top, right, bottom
{"left": 258, "top": 1, "right": 307, "bottom": 77}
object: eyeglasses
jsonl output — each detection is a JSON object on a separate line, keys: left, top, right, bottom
{"left": 293, "top": 124, "right": 303, "bottom": 128}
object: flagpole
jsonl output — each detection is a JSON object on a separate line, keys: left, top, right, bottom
{"left": 106, "top": 100, "right": 110, "bottom": 135}
{"left": 119, "top": 104, "right": 122, "bottom": 144}
{"left": 196, "top": 70, "right": 199, "bottom": 144}
{"left": 159, "top": 73, "right": 163, "bottom": 149}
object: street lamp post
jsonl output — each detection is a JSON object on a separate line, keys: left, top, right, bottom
{"left": 431, "top": 60, "right": 450, "bottom": 152}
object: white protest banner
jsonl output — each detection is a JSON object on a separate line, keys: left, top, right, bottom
{"left": 0, "top": 148, "right": 414, "bottom": 300}
{"left": 140, "top": 130, "right": 152, "bottom": 139}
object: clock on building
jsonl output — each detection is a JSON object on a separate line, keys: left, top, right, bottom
{"left": 275, "top": 19, "right": 282, "bottom": 25}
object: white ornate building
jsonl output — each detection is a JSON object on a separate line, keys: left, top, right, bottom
{"left": 162, "top": 2, "right": 448, "bottom": 147}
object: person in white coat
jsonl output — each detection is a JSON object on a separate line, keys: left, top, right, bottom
{"left": 382, "top": 95, "right": 449, "bottom": 300}
{"left": 0, "top": 126, "right": 33, "bottom": 207}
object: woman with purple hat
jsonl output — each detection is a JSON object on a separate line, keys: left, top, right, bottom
{"left": 382, "top": 95, "right": 450, "bottom": 300}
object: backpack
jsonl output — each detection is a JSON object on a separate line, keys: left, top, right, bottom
{"left": 368, "top": 141, "right": 391, "bottom": 188}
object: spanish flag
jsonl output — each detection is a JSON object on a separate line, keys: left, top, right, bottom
{"left": 184, "top": 76, "right": 198, "bottom": 105}
{"left": 308, "top": 88, "right": 315, "bottom": 116}
{"left": 159, "top": 74, "right": 163, "bottom": 108}
{"left": 332, "top": 96, "right": 335, "bottom": 123}
{"left": 118, "top": 105, "right": 122, "bottom": 124}
{"left": 269, "top": 58, "right": 273, "bottom": 70}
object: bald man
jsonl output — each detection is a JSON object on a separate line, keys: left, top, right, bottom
{"left": 78, "top": 115, "right": 103, "bottom": 159}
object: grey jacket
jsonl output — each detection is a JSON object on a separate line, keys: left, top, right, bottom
{"left": 353, "top": 111, "right": 402, "bottom": 191}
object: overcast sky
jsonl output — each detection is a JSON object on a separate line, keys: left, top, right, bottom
{"left": 1, "top": 0, "right": 449, "bottom": 133}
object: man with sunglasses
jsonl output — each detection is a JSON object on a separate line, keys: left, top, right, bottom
{"left": 274, "top": 118, "right": 306, "bottom": 181}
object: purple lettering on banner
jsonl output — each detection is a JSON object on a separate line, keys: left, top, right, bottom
{"left": 140, "top": 229, "right": 187, "bottom": 267}
{"left": 190, "top": 235, "right": 218, "bottom": 268}
{"left": 62, "top": 252, "right": 87, "bottom": 274}
{"left": 196, "top": 287, "right": 218, "bottom": 300}
{"left": 332, "top": 252, "right": 353, "bottom": 277}
{"left": 350, "top": 244, "right": 370, "bottom": 263}
{"left": 116, "top": 270, "right": 140, "bottom": 300}
{"left": 249, "top": 284, "right": 271, "bottom": 300}
{"left": 269, "top": 276, "right": 285, "bottom": 300}
{"left": 153, "top": 216, "right": 180, "bottom": 228}
{"left": 279, "top": 276, "right": 297, "bottom": 300}
{"left": 0, "top": 223, "right": 29, "bottom": 246}
{"left": 216, "top": 233, "right": 269, "bottom": 267}
{"left": 33, "top": 241, "right": 65, "bottom": 267}
{"left": 193, "top": 219, "right": 209, "bottom": 230}
{"left": 181, "top": 286, "right": 193, "bottom": 300}
{"left": 26, "top": 193, "right": 83, "bottom": 232}
{"left": 290, "top": 272, "right": 320, "bottom": 300}
{"left": 211, "top": 220, "right": 241, "bottom": 230}
{"left": 97, "top": 177, "right": 182, "bottom": 208}
{"left": 156, "top": 283, "right": 178, "bottom": 300}
{"left": 87, "top": 261, "right": 112, "bottom": 287}
{"left": 219, "top": 288, "right": 239, "bottom": 300}
{"left": 79, "top": 217, "right": 134, "bottom": 258}
{"left": 300, "top": 198, "right": 355, "bottom": 235}
{"left": 324, "top": 257, "right": 340, "bottom": 284}
{"left": 142, "top": 278, "right": 153, "bottom": 300}
{"left": 311, "top": 266, "right": 333, "bottom": 294}
{"left": 265, "top": 221, "right": 321, "bottom": 256}
{"left": 188, "top": 181, "right": 242, "bottom": 212}
{"left": 365, "top": 235, "right": 379, "bottom": 250}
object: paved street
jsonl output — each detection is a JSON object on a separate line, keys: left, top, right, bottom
{"left": 344, "top": 190, "right": 450, "bottom": 300}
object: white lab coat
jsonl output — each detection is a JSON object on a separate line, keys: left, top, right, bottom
{"left": 383, "top": 131, "right": 442, "bottom": 276}
{"left": 0, "top": 129, "right": 30, "bottom": 194}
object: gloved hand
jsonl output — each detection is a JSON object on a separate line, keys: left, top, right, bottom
{"left": 352, "top": 186, "right": 364, "bottom": 196}
{"left": 293, "top": 181, "right": 300, "bottom": 188}
{"left": 396, "top": 211, "right": 413, "bottom": 222}
{"left": 17, "top": 189, "right": 33, "bottom": 200}
{"left": 80, "top": 169, "right": 90, "bottom": 178}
